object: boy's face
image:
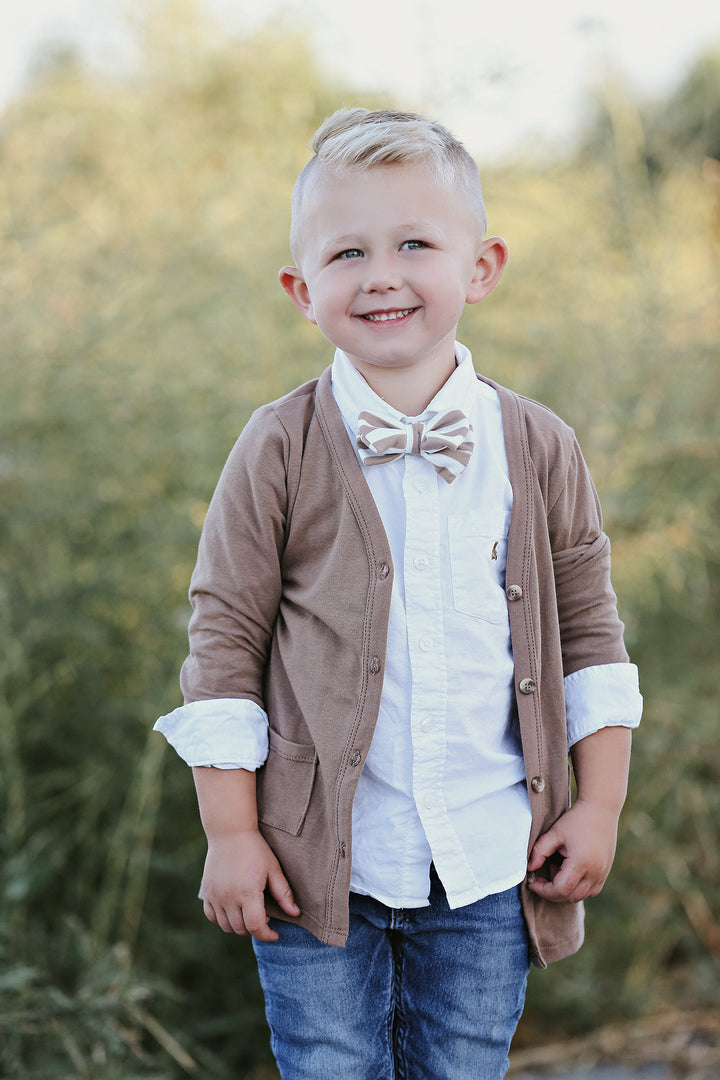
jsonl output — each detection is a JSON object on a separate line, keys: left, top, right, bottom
{"left": 280, "top": 163, "right": 506, "bottom": 388}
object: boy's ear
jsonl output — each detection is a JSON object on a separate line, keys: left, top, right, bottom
{"left": 279, "top": 266, "right": 317, "bottom": 324}
{"left": 465, "top": 237, "right": 509, "bottom": 305}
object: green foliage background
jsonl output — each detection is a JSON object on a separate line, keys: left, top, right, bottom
{"left": 1, "top": 4, "right": 718, "bottom": 1075}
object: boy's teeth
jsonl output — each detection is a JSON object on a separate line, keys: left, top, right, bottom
{"left": 364, "top": 309, "right": 413, "bottom": 322}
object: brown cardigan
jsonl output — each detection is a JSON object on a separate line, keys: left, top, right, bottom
{"left": 180, "top": 367, "right": 629, "bottom": 967}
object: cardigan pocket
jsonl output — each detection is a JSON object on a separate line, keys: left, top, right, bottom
{"left": 256, "top": 728, "right": 318, "bottom": 836}
{"left": 448, "top": 511, "right": 511, "bottom": 624}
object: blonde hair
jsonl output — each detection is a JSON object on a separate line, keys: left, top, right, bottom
{"left": 290, "top": 107, "right": 487, "bottom": 261}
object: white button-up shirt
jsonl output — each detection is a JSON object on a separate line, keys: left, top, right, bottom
{"left": 155, "top": 344, "right": 642, "bottom": 910}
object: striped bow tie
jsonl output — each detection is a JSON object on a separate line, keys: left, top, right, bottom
{"left": 356, "top": 409, "right": 474, "bottom": 484}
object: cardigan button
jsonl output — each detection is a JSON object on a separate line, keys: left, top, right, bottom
{"left": 531, "top": 776, "right": 546, "bottom": 793}
{"left": 519, "top": 677, "right": 537, "bottom": 694}
{"left": 506, "top": 584, "right": 523, "bottom": 601}
{"left": 369, "top": 656, "right": 381, "bottom": 674}
{"left": 378, "top": 563, "right": 390, "bottom": 580}
{"left": 350, "top": 751, "right": 362, "bottom": 767}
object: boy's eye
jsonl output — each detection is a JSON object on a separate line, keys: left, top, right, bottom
{"left": 402, "top": 240, "right": 428, "bottom": 251}
{"left": 334, "top": 248, "right": 363, "bottom": 260}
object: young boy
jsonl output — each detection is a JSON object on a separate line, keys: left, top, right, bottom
{"left": 155, "top": 107, "right": 642, "bottom": 1079}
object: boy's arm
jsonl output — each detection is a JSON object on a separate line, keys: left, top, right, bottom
{"left": 193, "top": 766, "right": 300, "bottom": 940}
{"left": 181, "top": 408, "right": 290, "bottom": 710}
{"left": 527, "top": 725, "right": 632, "bottom": 903}
{"left": 526, "top": 422, "right": 638, "bottom": 902}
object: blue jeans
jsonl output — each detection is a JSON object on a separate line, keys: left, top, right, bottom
{"left": 252, "top": 868, "right": 530, "bottom": 1079}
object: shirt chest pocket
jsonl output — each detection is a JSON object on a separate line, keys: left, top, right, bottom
{"left": 447, "top": 511, "right": 511, "bottom": 625}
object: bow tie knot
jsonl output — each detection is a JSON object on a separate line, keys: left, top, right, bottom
{"left": 356, "top": 409, "right": 474, "bottom": 484}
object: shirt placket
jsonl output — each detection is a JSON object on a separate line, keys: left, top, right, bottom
{"left": 402, "top": 454, "right": 450, "bottom": 856}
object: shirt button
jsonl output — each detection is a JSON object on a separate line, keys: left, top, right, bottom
{"left": 423, "top": 793, "right": 434, "bottom": 809}
{"left": 413, "top": 555, "right": 430, "bottom": 571}
{"left": 420, "top": 717, "right": 432, "bottom": 733}
{"left": 506, "top": 584, "right": 523, "bottom": 601}
{"left": 418, "top": 637, "right": 433, "bottom": 652}
{"left": 531, "top": 776, "right": 546, "bottom": 793}
{"left": 519, "top": 677, "right": 537, "bottom": 694}
{"left": 369, "top": 656, "right": 381, "bottom": 674}
{"left": 414, "top": 479, "right": 425, "bottom": 493}
{"left": 378, "top": 563, "right": 390, "bottom": 580}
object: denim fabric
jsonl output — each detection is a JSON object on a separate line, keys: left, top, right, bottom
{"left": 252, "top": 869, "right": 530, "bottom": 1079}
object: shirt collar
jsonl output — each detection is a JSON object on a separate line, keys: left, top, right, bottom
{"left": 331, "top": 343, "right": 479, "bottom": 437}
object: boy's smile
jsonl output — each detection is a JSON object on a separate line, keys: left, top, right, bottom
{"left": 360, "top": 308, "right": 416, "bottom": 322}
{"left": 280, "top": 163, "right": 507, "bottom": 407}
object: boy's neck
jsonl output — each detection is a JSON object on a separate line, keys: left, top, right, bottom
{"left": 350, "top": 351, "right": 457, "bottom": 417}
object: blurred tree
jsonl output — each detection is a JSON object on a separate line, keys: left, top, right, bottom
{"left": 582, "top": 47, "right": 720, "bottom": 173}
{"left": 646, "top": 47, "right": 720, "bottom": 170}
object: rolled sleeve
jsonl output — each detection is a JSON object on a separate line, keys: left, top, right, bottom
{"left": 565, "top": 663, "right": 643, "bottom": 750}
{"left": 153, "top": 698, "right": 269, "bottom": 769}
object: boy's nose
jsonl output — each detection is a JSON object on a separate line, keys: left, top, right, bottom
{"left": 361, "top": 256, "right": 402, "bottom": 293}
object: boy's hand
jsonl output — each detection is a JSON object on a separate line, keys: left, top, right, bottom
{"left": 526, "top": 799, "right": 619, "bottom": 903}
{"left": 191, "top": 765, "right": 300, "bottom": 942}
{"left": 527, "top": 725, "right": 632, "bottom": 904}
{"left": 200, "top": 829, "right": 300, "bottom": 941}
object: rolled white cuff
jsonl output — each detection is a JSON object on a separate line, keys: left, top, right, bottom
{"left": 565, "top": 663, "right": 643, "bottom": 750}
{"left": 153, "top": 698, "right": 269, "bottom": 769}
